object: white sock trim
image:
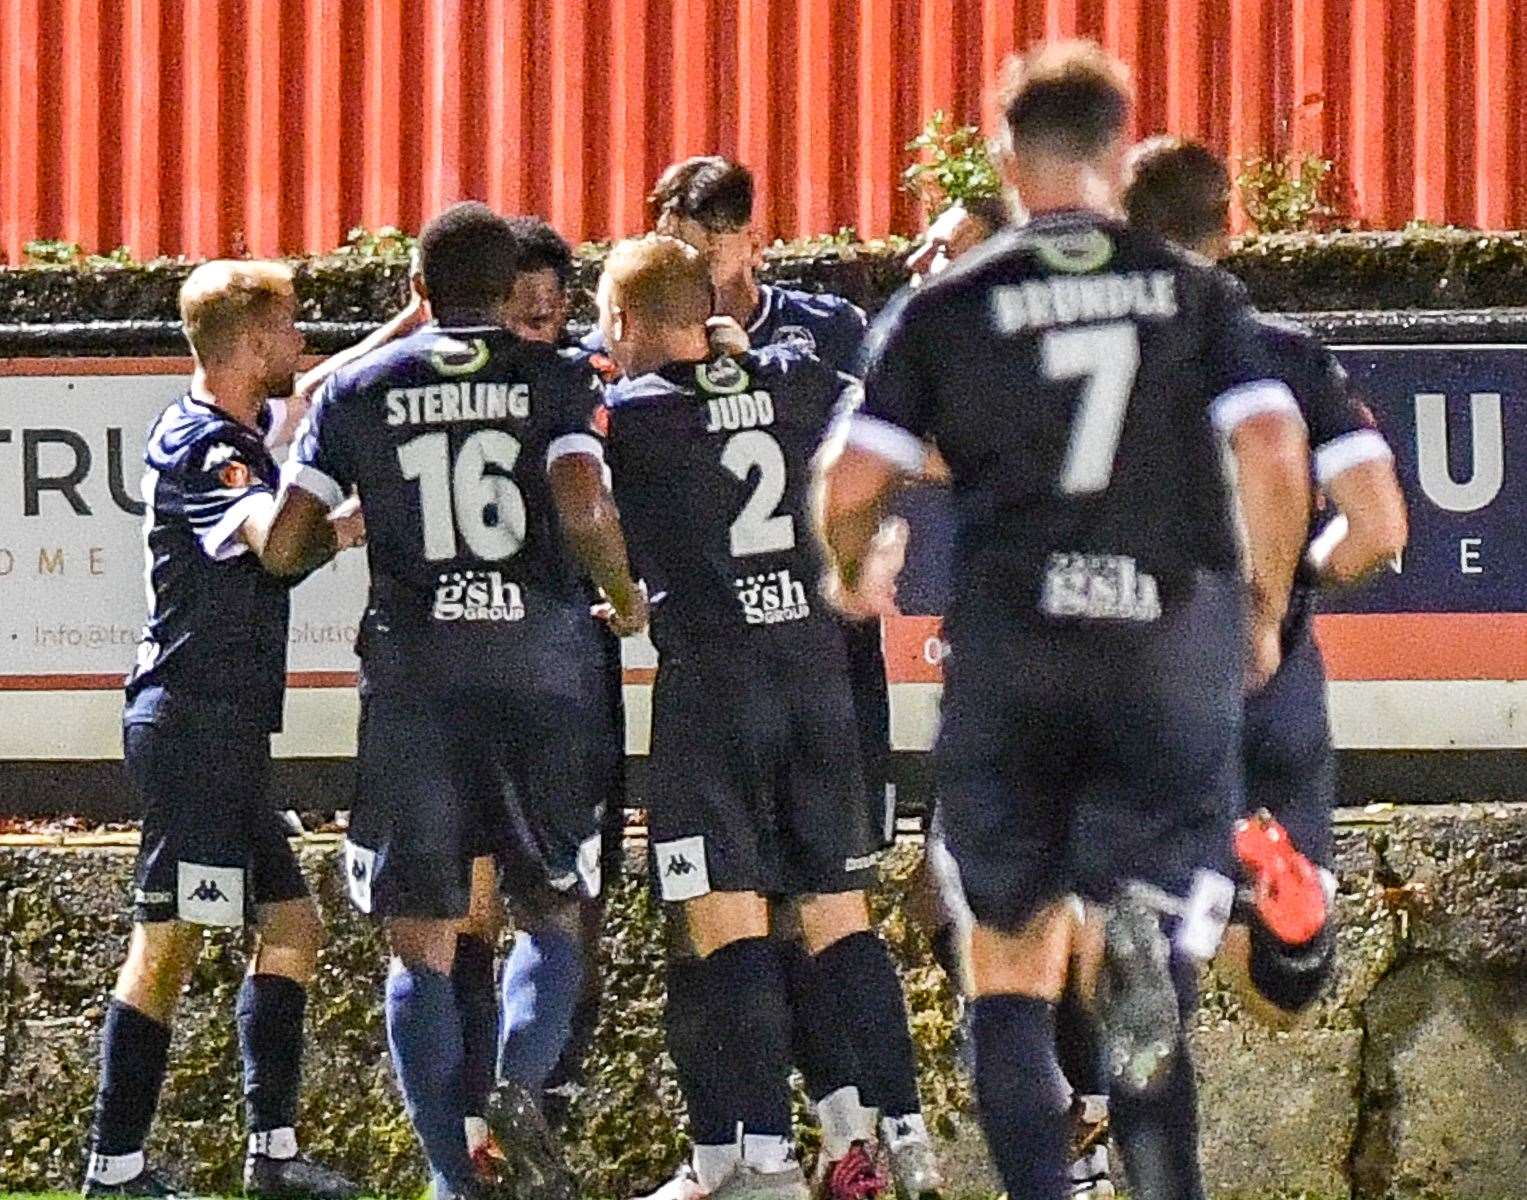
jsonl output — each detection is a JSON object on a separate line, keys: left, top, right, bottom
{"left": 87, "top": 1150, "right": 146, "bottom": 1186}
{"left": 741, "top": 1133, "right": 794, "bottom": 1174}
{"left": 817, "top": 1085, "right": 873, "bottom": 1159}
{"left": 692, "top": 1140, "right": 743, "bottom": 1193}
{"left": 880, "top": 1111, "right": 930, "bottom": 1144}
{"left": 248, "top": 1127, "right": 298, "bottom": 1160}
{"left": 464, "top": 1115, "right": 490, "bottom": 1154}
{"left": 1077, "top": 1094, "right": 1109, "bottom": 1124}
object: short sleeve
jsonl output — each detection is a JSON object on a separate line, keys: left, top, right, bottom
{"left": 840, "top": 296, "right": 933, "bottom": 474}
{"left": 280, "top": 377, "right": 352, "bottom": 509}
{"left": 1298, "top": 348, "right": 1393, "bottom": 486}
{"left": 183, "top": 436, "right": 276, "bottom": 561}
{"left": 545, "top": 359, "right": 608, "bottom": 468}
{"left": 1201, "top": 274, "right": 1302, "bottom": 436}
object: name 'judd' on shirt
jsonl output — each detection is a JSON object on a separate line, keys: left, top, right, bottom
{"left": 992, "top": 271, "right": 1178, "bottom": 332}
{"left": 385, "top": 382, "right": 531, "bottom": 426}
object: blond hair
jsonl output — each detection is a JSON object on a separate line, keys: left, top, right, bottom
{"left": 601, "top": 234, "right": 713, "bottom": 330}
{"left": 179, "top": 260, "right": 296, "bottom": 363}
{"left": 998, "top": 40, "right": 1132, "bottom": 159}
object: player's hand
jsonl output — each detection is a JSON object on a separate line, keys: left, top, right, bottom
{"left": 706, "top": 315, "right": 750, "bottom": 357}
{"left": 328, "top": 495, "right": 366, "bottom": 551}
{"left": 824, "top": 517, "right": 907, "bottom": 620}
{"left": 592, "top": 579, "right": 650, "bottom": 637}
{"left": 1246, "top": 620, "right": 1282, "bottom": 693}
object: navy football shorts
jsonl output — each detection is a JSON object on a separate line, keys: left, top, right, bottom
{"left": 645, "top": 628, "right": 879, "bottom": 902}
{"left": 935, "top": 571, "right": 1245, "bottom": 936}
{"left": 840, "top": 616, "right": 897, "bottom": 851}
{"left": 125, "top": 717, "right": 308, "bottom": 926}
{"left": 345, "top": 655, "right": 615, "bottom": 923}
{"left": 1241, "top": 626, "right": 1336, "bottom": 870}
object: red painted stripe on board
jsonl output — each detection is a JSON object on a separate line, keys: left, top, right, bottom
{"left": 883, "top": 613, "right": 1527, "bottom": 684}
{"left": 0, "top": 355, "right": 328, "bottom": 376}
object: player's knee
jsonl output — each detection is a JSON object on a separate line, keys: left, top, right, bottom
{"left": 387, "top": 917, "right": 462, "bottom": 974}
{"left": 254, "top": 896, "right": 325, "bottom": 978}
{"left": 461, "top": 855, "right": 504, "bottom": 941}
{"left": 966, "top": 901, "right": 1078, "bottom": 1002}
{"left": 684, "top": 890, "right": 769, "bottom": 959}
{"left": 117, "top": 921, "right": 203, "bottom": 1014}
{"left": 1247, "top": 917, "right": 1335, "bottom": 1016}
{"left": 795, "top": 890, "right": 871, "bottom": 955}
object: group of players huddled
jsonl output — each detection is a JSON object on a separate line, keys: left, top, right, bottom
{"left": 81, "top": 40, "right": 1407, "bottom": 1200}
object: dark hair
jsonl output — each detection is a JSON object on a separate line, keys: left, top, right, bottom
{"left": 1123, "top": 137, "right": 1230, "bottom": 249}
{"left": 505, "top": 215, "right": 574, "bottom": 285}
{"left": 999, "top": 40, "right": 1132, "bottom": 161}
{"left": 418, "top": 201, "right": 519, "bottom": 313}
{"left": 648, "top": 156, "right": 754, "bottom": 231}
{"left": 962, "top": 194, "right": 1010, "bottom": 235}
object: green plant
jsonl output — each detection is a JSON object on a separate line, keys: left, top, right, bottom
{"left": 1237, "top": 154, "right": 1338, "bottom": 234}
{"left": 902, "top": 112, "right": 1001, "bottom": 218}
{"left": 21, "top": 239, "right": 84, "bottom": 266}
{"left": 333, "top": 225, "right": 414, "bottom": 261}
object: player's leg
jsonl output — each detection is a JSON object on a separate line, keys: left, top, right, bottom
{"left": 645, "top": 647, "right": 804, "bottom": 1199}
{"left": 935, "top": 640, "right": 1079, "bottom": 1200}
{"left": 348, "top": 689, "right": 479, "bottom": 1198}
{"left": 85, "top": 721, "right": 213, "bottom": 1196}
{"left": 240, "top": 780, "right": 358, "bottom": 1199}
{"left": 456, "top": 855, "right": 504, "bottom": 1157}
{"left": 1224, "top": 632, "right": 1337, "bottom": 1025}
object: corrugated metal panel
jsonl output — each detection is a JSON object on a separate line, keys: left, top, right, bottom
{"left": 2, "top": 0, "right": 1524, "bottom": 263}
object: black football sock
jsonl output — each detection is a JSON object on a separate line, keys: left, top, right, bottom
{"left": 781, "top": 936, "right": 860, "bottom": 1103}
{"left": 669, "top": 937, "right": 794, "bottom": 1148}
{"left": 812, "top": 931, "right": 922, "bottom": 1119}
{"left": 1056, "top": 989, "right": 1107, "bottom": 1101}
{"left": 450, "top": 934, "right": 498, "bottom": 1118}
{"left": 1109, "top": 1040, "right": 1206, "bottom": 1200}
{"left": 971, "top": 993, "right": 1069, "bottom": 1200}
{"left": 237, "top": 973, "right": 307, "bottom": 1143}
{"left": 89, "top": 999, "right": 172, "bottom": 1159}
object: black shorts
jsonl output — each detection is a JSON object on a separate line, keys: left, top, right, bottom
{"left": 841, "top": 617, "right": 896, "bottom": 850}
{"left": 935, "top": 572, "right": 1244, "bottom": 936}
{"left": 645, "top": 630, "right": 878, "bottom": 901}
{"left": 346, "top": 656, "right": 615, "bottom": 922}
{"left": 1242, "top": 626, "right": 1335, "bottom": 869}
{"left": 124, "top": 718, "right": 308, "bottom": 926}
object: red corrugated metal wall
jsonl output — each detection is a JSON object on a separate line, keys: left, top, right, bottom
{"left": 2, "top": 0, "right": 1524, "bottom": 264}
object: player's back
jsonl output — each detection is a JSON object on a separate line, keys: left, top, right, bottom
{"left": 606, "top": 345, "right": 845, "bottom": 656}
{"left": 298, "top": 323, "right": 603, "bottom": 691}
{"left": 862, "top": 211, "right": 1282, "bottom": 635}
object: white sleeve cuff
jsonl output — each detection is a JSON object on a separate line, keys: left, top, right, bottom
{"left": 1211, "top": 380, "right": 1303, "bottom": 435}
{"left": 199, "top": 490, "right": 276, "bottom": 561}
{"left": 1314, "top": 428, "right": 1392, "bottom": 485}
{"left": 842, "top": 413, "right": 929, "bottom": 475}
{"left": 547, "top": 432, "right": 606, "bottom": 466}
{"left": 279, "top": 458, "right": 345, "bottom": 510}
{"left": 263, "top": 398, "right": 290, "bottom": 451}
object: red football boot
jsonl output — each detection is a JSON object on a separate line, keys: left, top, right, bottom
{"left": 1234, "top": 809, "right": 1328, "bottom": 946}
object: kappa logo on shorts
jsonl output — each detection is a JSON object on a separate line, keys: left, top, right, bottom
{"left": 654, "top": 836, "right": 710, "bottom": 902}
{"left": 176, "top": 862, "right": 244, "bottom": 927}
{"left": 344, "top": 841, "right": 377, "bottom": 915}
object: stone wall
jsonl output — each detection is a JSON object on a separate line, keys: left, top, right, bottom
{"left": 3, "top": 805, "right": 1525, "bottom": 1198}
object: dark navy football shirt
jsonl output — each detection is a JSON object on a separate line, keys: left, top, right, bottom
{"left": 125, "top": 394, "right": 290, "bottom": 730}
{"left": 852, "top": 211, "right": 1299, "bottom": 631}
{"left": 605, "top": 345, "right": 852, "bottom": 652}
{"left": 285, "top": 322, "right": 606, "bottom": 689}
{"left": 582, "top": 283, "right": 868, "bottom": 376}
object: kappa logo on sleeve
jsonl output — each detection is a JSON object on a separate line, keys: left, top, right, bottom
{"left": 176, "top": 862, "right": 244, "bottom": 927}
{"left": 654, "top": 836, "right": 710, "bottom": 902}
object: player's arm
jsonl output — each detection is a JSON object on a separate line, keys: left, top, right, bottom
{"left": 261, "top": 382, "right": 365, "bottom": 576}
{"left": 548, "top": 431, "right": 647, "bottom": 636}
{"left": 815, "top": 311, "right": 932, "bottom": 609}
{"left": 1301, "top": 356, "right": 1408, "bottom": 586}
{"left": 292, "top": 262, "right": 428, "bottom": 403}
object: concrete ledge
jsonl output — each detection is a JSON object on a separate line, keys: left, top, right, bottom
{"left": 3, "top": 805, "right": 1526, "bottom": 1197}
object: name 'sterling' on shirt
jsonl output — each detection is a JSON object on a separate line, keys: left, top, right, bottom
{"left": 284, "top": 324, "right": 606, "bottom": 687}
